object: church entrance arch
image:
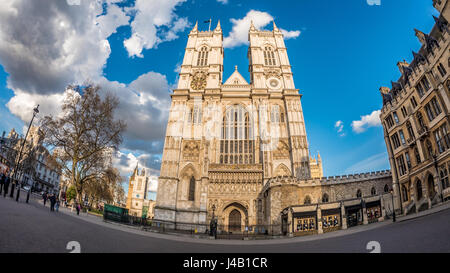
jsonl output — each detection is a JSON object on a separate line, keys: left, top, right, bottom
{"left": 229, "top": 210, "right": 242, "bottom": 232}
{"left": 222, "top": 202, "right": 248, "bottom": 233}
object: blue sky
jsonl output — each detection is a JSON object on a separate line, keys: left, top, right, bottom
{"left": 0, "top": 0, "right": 439, "bottom": 194}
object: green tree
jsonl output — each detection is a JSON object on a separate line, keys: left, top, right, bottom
{"left": 40, "top": 85, "right": 126, "bottom": 203}
{"left": 66, "top": 185, "right": 77, "bottom": 202}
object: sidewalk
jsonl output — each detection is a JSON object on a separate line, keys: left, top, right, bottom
{"left": 396, "top": 200, "right": 450, "bottom": 222}
{"left": 33, "top": 197, "right": 450, "bottom": 245}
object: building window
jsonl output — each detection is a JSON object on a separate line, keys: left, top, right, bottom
{"left": 421, "top": 76, "right": 431, "bottom": 91}
{"left": 417, "top": 112, "right": 426, "bottom": 131}
{"left": 401, "top": 185, "right": 409, "bottom": 202}
{"left": 197, "top": 46, "right": 208, "bottom": 66}
{"left": 399, "top": 130, "right": 406, "bottom": 145}
{"left": 405, "top": 151, "right": 412, "bottom": 169}
{"left": 396, "top": 154, "right": 407, "bottom": 176}
{"left": 391, "top": 133, "right": 401, "bottom": 149}
{"left": 425, "top": 97, "right": 442, "bottom": 122}
{"left": 356, "top": 189, "right": 362, "bottom": 198}
{"left": 371, "top": 187, "right": 376, "bottom": 196}
{"left": 384, "top": 184, "right": 390, "bottom": 193}
{"left": 263, "top": 47, "right": 276, "bottom": 66}
{"left": 434, "top": 123, "right": 450, "bottom": 153}
{"left": 188, "top": 176, "right": 195, "bottom": 201}
{"left": 270, "top": 105, "right": 285, "bottom": 123}
{"left": 437, "top": 63, "right": 447, "bottom": 77}
{"left": 440, "top": 166, "right": 449, "bottom": 190}
{"left": 221, "top": 105, "right": 254, "bottom": 164}
{"left": 401, "top": 106, "right": 408, "bottom": 119}
{"left": 416, "top": 180, "right": 423, "bottom": 200}
{"left": 411, "top": 96, "right": 418, "bottom": 108}
{"left": 304, "top": 196, "right": 311, "bottom": 205}
{"left": 322, "top": 193, "right": 329, "bottom": 203}
{"left": 393, "top": 111, "right": 399, "bottom": 123}
{"left": 385, "top": 115, "right": 395, "bottom": 129}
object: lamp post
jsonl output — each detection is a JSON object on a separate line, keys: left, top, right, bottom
{"left": 13, "top": 105, "right": 39, "bottom": 202}
{"left": 390, "top": 188, "right": 396, "bottom": 222}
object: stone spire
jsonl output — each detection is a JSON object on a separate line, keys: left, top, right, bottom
{"left": 414, "top": 28, "right": 426, "bottom": 44}
{"left": 250, "top": 20, "right": 256, "bottom": 31}
{"left": 273, "top": 21, "right": 281, "bottom": 33}
{"left": 191, "top": 21, "right": 198, "bottom": 33}
{"left": 214, "top": 20, "right": 222, "bottom": 32}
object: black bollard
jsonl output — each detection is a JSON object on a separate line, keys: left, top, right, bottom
{"left": 16, "top": 186, "right": 20, "bottom": 202}
{"left": 26, "top": 191, "right": 30, "bottom": 203}
{"left": 9, "top": 183, "right": 15, "bottom": 198}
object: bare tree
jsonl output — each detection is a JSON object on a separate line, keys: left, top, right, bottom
{"left": 40, "top": 85, "right": 126, "bottom": 203}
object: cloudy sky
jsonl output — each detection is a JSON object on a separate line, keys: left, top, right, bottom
{"left": 0, "top": 0, "right": 438, "bottom": 197}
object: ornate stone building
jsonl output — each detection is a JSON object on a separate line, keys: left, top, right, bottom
{"left": 155, "top": 21, "right": 394, "bottom": 235}
{"left": 126, "top": 165, "right": 156, "bottom": 218}
{"left": 379, "top": 0, "right": 450, "bottom": 216}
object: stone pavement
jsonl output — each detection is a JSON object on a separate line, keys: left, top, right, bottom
{"left": 39, "top": 195, "right": 450, "bottom": 245}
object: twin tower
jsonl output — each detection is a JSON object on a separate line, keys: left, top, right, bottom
{"left": 154, "top": 20, "right": 312, "bottom": 232}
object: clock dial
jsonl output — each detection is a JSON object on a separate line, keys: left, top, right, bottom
{"left": 191, "top": 72, "right": 207, "bottom": 90}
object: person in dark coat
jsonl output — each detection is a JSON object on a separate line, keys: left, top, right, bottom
{"left": 76, "top": 202, "right": 81, "bottom": 215}
{"left": 42, "top": 192, "right": 48, "bottom": 206}
{"left": 3, "top": 175, "right": 10, "bottom": 198}
{"left": 0, "top": 172, "right": 5, "bottom": 194}
{"left": 49, "top": 194, "right": 56, "bottom": 211}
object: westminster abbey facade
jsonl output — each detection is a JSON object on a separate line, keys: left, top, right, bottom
{"left": 154, "top": 21, "right": 393, "bottom": 235}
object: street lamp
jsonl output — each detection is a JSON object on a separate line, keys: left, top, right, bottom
{"left": 390, "top": 188, "right": 396, "bottom": 222}
{"left": 13, "top": 105, "right": 39, "bottom": 202}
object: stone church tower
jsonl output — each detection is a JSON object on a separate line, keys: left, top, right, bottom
{"left": 154, "top": 21, "right": 311, "bottom": 232}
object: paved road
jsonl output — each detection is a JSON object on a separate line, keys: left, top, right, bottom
{"left": 0, "top": 195, "right": 449, "bottom": 253}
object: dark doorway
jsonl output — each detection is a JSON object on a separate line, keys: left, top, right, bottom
{"left": 417, "top": 180, "right": 423, "bottom": 200}
{"left": 229, "top": 209, "right": 241, "bottom": 233}
{"left": 427, "top": 175, "right": 435, "bottom": 198}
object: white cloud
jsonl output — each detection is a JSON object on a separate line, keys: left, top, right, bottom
{"left": 334, "top": 120, "right": 345, "bottom": 137}
{"left": 217, "top": 0, "right": 228, "bottom": 4}
{"left": 223, "top": 10, "right": 301, "bottom": 48}
{"left": 344, "top": 152, "right": 389, "bottom": 174}
{"left": 0, "top": 0, "right": 172, "bottom": 166}
{"left": 112, "top": 151, "right": 160, "bottom": 191}
{"left": 123, "top": 0, "right": 188, "bottom": 57}
{"left": 351, "top": 110, "right": 382, "bottom": 133}
{"left": 281, "top": 28, "right": 301, "bottom": 39}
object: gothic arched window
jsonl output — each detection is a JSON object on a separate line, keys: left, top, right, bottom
{"left": 270, "top": 105, "right": 285, "bottom": 123}
{"left": 304, "top": 196, "right": 311, "bottom": 205}
{"left": 188, "top": 176, "right": 195, "bottom": 201}
{"left": 402, "top": 185, "right": 409, "bottom": 202}
{"left": 220, "top": 105, "right": 254, "bottom": 164}
{"left": 371, "top": 187, "right": 376, "bottom": 196}
{"left": 197, "top": 46, "right": 209, "bottom": 66}
{"left": 384, "top": 184, "right": 390, "bottom": 193}
{"left": 322, "top": 193, "right": 329, "bottom": 203}
{"left": 263, "top": 46, "right": 276, "bottom": 66}
{"left": 356, "top": 189, "right": 362, "bottom": 198}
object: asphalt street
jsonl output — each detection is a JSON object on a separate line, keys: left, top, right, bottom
{"left": 0, "top": 194, "right": 449, "bottom": 253}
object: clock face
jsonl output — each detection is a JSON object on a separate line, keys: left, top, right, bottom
{"left": 266, "top": 77, "right": 281, "bottom": 90}
{"left": 191, "top": 72, "right": 207, "bottom": 90}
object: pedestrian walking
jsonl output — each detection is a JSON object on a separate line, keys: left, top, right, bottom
{"left": 49, "top": 194, "right": 56, "bottom": 211}
{"left": 42, "top": 192, "right": 48, "bottom": 206}
{"left": 0, "top": 172, "right": 5, "bottom": 194}
{"left": 3, "top": 175, "right": 10, "bottom": 198}
{"left": 55, "top": 198, "right": 60, "bottom": 212}
{"left": 76, "top": 202, "right": 81, "bottom": 215}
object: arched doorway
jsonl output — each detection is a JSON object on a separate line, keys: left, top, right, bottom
{"left": 416, "top": 180, "right": 423, "bottom": 201}
{"left": 229, "top": 209, "right": 241, "bottom": 232}
{"left": 427, "top": 174, "right": 435, "bottom": 198}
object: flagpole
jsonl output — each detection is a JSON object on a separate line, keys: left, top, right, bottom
{"left": 209, "top": 18, "right": 211, "bottom": 32}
